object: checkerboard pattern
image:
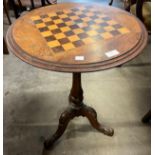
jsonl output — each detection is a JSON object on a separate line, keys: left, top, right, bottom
{"left": 31, "top": 6, "right": 130, "bottom": 53}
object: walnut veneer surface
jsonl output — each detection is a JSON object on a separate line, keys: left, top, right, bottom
{"left": 6, "top": 3, "right": 148, "bottom": 72}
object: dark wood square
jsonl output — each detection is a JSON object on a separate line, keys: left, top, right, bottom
{"left": 73, "top": 40, "right": 85, "bottom": 47}
{"left": 45, "top": 36, "right": 56, "bottom": 42}
{"left": 83, "top": 27, "right": 92, "bottom": 32}
{"left": 51, "top": 29, "right": 62, "bottom": 34}
{"left": 57, "top": 23, "right": 67, "bottom": 27}
{"left": 70, "top": 25, "right": 79, "bottom": 29}
{"left": 51, "top": 16, "right": 60, "bottom": 20}
{"left": 91, "top": 15, "right": 98, "bottom": 20}
{"left": 57, "top": 11, "right": 64, "bottom": 15}
{"left": 67, "top": 12, "right": 76, "bottom": 16}
{"left": 45, "top": 21, "right": 55, "bottom": 26}
{"left": 39, "top": 27, "right": 49, "bottom": 32}
{"left": 58, "top": 38, "right": 70, "bottom": 44}
{"left": 62, "top": 17, "right": 71, "bottom": 22}
{"left": 74, "top": 19, "right": 83, "bottom": 23}
{"left": 40, "top": 14, "right": 49, "bottom": 18}
{"left": 52, "top": 46, "right": 65, "bottom": 53}
{"left": 96, "top": 28, "right": 105, "bottom": 33}
{"left": 100, "top": 22, "right": 109, "bottom": 27}
{"left": 102, "top": 17, "right": 111, "bottom": 21}
{"left": 79, "top": 14, "right": 87, "bottom": 18}
{"left": 87, "top": 21, "right": 95, "bottom": 25}
{"left": 34, "top": 19, "right": 43, "bottom": 24}
{"left": 78, "top": 33, "right": 89, "bottom": 39}
{"left": 110, "top": 30, "right": 121, "bottom": 36}
{"left": 65, "top": 31, "right": 75, "bottom": 36}
{"left": 113, "top": 24, "right": 123, "bottom": 29}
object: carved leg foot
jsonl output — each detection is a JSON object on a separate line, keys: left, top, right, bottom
{"left": 109, "top": 0, "right": 113, "bottom": 5}
{"left": 142, "top": 110, "right": 151, "bottom": 123}
{"left": 82, "top": 105, "right": 114, "bottom": 136}
{"left": 44, "top": 107, "right": 76, "bottom": 150}
{"left": 117, "top": 65, "right": 123, "bottom": 67}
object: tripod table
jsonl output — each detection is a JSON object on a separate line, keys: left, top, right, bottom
{"left": 6, "top": 3, "right": 148, "bottom": 149}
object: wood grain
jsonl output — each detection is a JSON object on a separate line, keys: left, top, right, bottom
{"left": 6, "top": 3, "right": 148, "bottom": 72}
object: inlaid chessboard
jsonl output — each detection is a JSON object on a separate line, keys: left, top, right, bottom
{"left": 31, "top": 6, "right": 130, "bottom": 53}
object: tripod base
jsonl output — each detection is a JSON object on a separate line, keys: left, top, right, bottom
{"left": 44, "top": 73, "right": 114, "bottom": 150}
{"left": 44, "top": 103, "right": 114, "bottom": 150}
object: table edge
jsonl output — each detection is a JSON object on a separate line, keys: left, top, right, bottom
{"left": 6, "top": 3, "right": 148, "bottom": 73}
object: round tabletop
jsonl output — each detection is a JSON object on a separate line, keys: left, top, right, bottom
{"left": 6, "top": 2, "right": 148, "bottom": 73}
